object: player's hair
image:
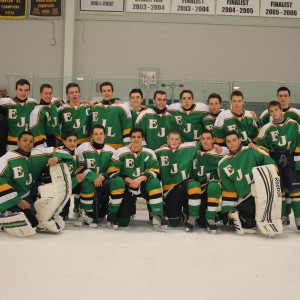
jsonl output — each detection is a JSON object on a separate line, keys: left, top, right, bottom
{"left": 18, "top": 131, "right": 34, "bottom": 140}
{"left": 91, "top": 124, "right": 106, "bottom": 135}
{"left": 267, "top": 101, "right": 282, "bottom": 110}
{"left": 225, "top": 130, "right": 239, "bottom": 140}
{"left": 129, "top": 88, "right": 143, "bottom": 98}
{"left": 168, "top": 130, "right": 181, "bottom": 138}
{"left": 277, "top": 86, "right": 291, "bottom": 96}
{"left": 153, "top": 90, "right": 167, "bottom": 99}
{"left": 180, "top": 89, "right": 193, "bottom": 99}
{"left": 62, "top": 131, "right": 78, "bottom": 140}
{"left": 40, "top": 84, "right": 53, "bottom": 93}
{"left": 16, "top": 79, "right": 30, "bottom": 90}
{"left": 201, "top": 130, "right": 214, "bottom": 138}
{"left": 230, "top": 90, "right": 244, "bottom": 100}
{"left": 66, "top": 83, "right": 80, "bottom": 94}
{"left": 100, "top": 81, "right": 114, "bottom": 92}
{"left": 207, "top": 93, "right": 222, "bottom": 104}
{"left": 130, "top": 127, "right": 145, "bottom": 138}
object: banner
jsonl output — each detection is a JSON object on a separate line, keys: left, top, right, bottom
{"left": 0, "top": 0, "right": 27, "bottom": 19}
{"left": 29, "top": 0, "right": 62, "bottom": 17}
{"left": 80, "top": 0, "right": 124, "bottom": 12}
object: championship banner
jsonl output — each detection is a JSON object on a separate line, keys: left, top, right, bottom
{"left": 29, "top": 0, "right": 62, "bottom": 18}
{"left": 0, "top": 0, "right": 27, "bottom": 19}
{"left": 260, "top": 0, "right": 300, "bottom": 18}
{"left": 80, "top": 0, "right": 124, "bottom": 12}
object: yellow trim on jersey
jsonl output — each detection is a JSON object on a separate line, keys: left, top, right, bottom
{"left": 188, "top": 187, "right": 201, "bottom": 195}
{"left": 149, "top": 188, "right": 163, "bottom": 196}
{"left": 222, "top": 191, "right": 238, "bottom": 198}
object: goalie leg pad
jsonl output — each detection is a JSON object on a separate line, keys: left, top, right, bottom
{"left": 0, "top": 212, "right": 36, "bottom": 237}
{"left": 251, "top": 164, "right": 283, "bottom": 236}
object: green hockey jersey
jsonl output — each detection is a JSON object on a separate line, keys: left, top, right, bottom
{"left": 0, "top": 97, "right": 38, "bottom": 146}
{"left": 155, "top": 142, "right": 199, "bottom": 192}
{"left": 218, "top": 146, "right": 276, "bottom": 212}
{"left": 202, "top": 110, "right": 223, "bottom": 131}
{"left": 214, "top": 109, "right": 258, "bottom": 146}
{"left": 168, "top": 102, "right": 209, "bottom": 142}
{"left": 91, "top": 103, "right": 132, "bottom": 149}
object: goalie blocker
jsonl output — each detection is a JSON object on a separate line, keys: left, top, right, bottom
{"left": 34, "top": 163, "right": 72, "bottom": 233}
{"left": 251, "top": 164, "right": 283, "bottom": 237}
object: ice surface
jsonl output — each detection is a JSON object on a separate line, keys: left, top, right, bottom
{"left": 1, "top": 211, "right": 299, "bottom": 300}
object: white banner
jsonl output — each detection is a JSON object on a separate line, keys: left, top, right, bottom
{"left": 171, "top": 0, "right": 215, "bottom": 15}
{"left": 126, "top": 0, "right": 171, "bottom": 13}
{"left": 80, "top": 0, "right": 124, "bottom": 12}
{"left": 260, "top": 0, "right": 300, "bottom": 18}
{"left": 216, "top": 0, "right": 260, "bottom": 16}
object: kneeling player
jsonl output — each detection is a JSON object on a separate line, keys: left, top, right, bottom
{"left": 218, "top": 131, "right": 280, "bottom": 236}
{"left": 155, "top": 131, "right": 201, "bottom": 231}
{"left": 107, "top": 128, "right": 167, "bottom": 230}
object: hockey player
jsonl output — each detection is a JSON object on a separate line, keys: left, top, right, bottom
{"left": 214, "top": 90, "right": 258, "bottom": 147}
{"left": 107, "top": 128, "right": 167, "bottom": 230}
{"left": 29, "top": 84, "right": 61, "bottom": 147}
{"left": 202, "top": 93, "right": 223, "bottom": 131}
{"left": 257, "top": 101, "right": 300, "bottom": 231}
{"left": 58, "top": 83, "right": 91, "bottom": 146}
{"left": 218, "top": 131, "right": 276, "bottom": 235}
{"left": 91, "top": 82, "right": 132, "bottom": 149}
{"left": 0, "top": 105, "right": 8, "bottom": 157}
{"left": 193, "top": 130, "right": 229, "bottom": 232}
{"left": 135, "top": 90, "right": 178, "bottom": 150}
{"left": 259, "top": 87, "right": 300, "bottom": 128}
{"left": 128, "top": 88, "right": 148, "bottom": 124}
{"left": 155, "top": 131, "right": 201, "bottom": 231}
{"left": 168, "top": 90, "right": 209, "bottom": 142}
{"left": 76, "top": 125, "right": 115, "bottom": 227}
{"left": 0, "top": 79, "right": 38, "bottom": 151}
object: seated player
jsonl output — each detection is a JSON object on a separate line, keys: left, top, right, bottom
{"left": 107, "top": 128, "right": 167, "bottom": 230}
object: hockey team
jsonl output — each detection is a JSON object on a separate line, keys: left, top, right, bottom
{"left": 0, "top": 79, "right": 300, "bottom": 238}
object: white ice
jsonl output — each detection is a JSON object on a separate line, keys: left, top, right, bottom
{"left": 1, "top": 211, "right": 299, "bottom": 300}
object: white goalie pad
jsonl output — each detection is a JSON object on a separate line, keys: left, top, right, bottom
{"left": 34, "top": 163, "right": 72, "bottom": 233}
{"left": 251, "top": 164, "right": 283, "bottom": 237}
{"left": 0, "top": 212, "right": 36, "bottom": 238}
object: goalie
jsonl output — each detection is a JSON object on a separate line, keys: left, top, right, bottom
{"left": 218, "top": 131, "right": 282, "bottom": 237}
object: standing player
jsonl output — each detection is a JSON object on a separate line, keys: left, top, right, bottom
{"left": 91, "top": 82, "right": 132, "bottom": 149}
{"left": 218, "top": 131, "right": 276, "bottom": 234}
{"left": 29, "top": 84, "right": 61, "bottom": 147}
{"left": 135, "top": 90, "right": 178, "bottom": 150}
{"left": 193, "top": 130, "right": 228, "bottom": 232}
{"left": 257, "top": 101, "right": 300, "bottom": 231}
{"left": 58, "top": 83, "right": 91, "bottom": 146}
{"left": 155, "top": 131, "right": 201, "bottom": 231}
{"left": 202, "top": 93, "right": 223, "bottom": 131}
{"left": 76, "top": 125, "right": 115, "bottom": 227}
{"left": 0, "top": 79, "right": 38, "bottom": 151}
{"left": 168, "top": 90, "right": 209, "bottom": 142}
{"left": 107, "top": 128, "right": 167, "bottom": 230}
{"left": 259, "top": 87, "right": 300, "bottom": 128}
{"left": 214, "top": 90, "right": 258, "bottom": 146}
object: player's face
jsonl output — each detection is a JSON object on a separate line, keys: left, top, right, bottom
{"left": 130, "top": 93, "right": 143, "bottom": 109}
{"left": 168, "top": 133, "right": 181, "bottom": 149}
{"left": 130, "top": 132, "right": 144, "bottom": 147}
{"left": 225, "top": 134, "right": 241, "bottom": 154}
{"left": 40, "top": 88, "right": 53, "bottom": 104}
{"left": 92, "top": 128, "right": 106, "bottom": 144}
{"left": 208, "top": 98, "right": 222, "bottom": 114}
{"left": 200, "top": 133, "right": 214, "bottom": 150}
{"left": 153, "top": 93, "right": 167, "bottom": 110}
{"left": 63, "top": 136, "right": 78, "bottom": 151}
{"left": 277, "top": 91, "right": 290, "bottom": 108}
{"left": 269, "top": 105, "right": 283, "bottom": 121}
{"left": 67, "top": 87, "right": 80, "bottom": 103}
{"left": 101, "top": 85, "right": 113, "bottom": 101}
{"left": 180, "top": 92, "right": 193, "bottom": 110}
{"left": 18, "top": 134, "right": 34, "bottom": 153}
{"left": 231, "top": 96, "right": 244, "bottom": 112}
{"left": 15, "top": 84, "right": 30, "bottom": 100}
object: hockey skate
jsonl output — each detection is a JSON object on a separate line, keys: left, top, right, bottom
{"left": 185, "top": 216, "right": 197, "bottom": 232}
{"left": 230, "top": 211, "right": 245, "bottom": 235}
{"left": 207, "top": 219, "right": 217, "bottom": 234}
{"left": 106, "top": 213, "right": 119, "bottom": 230}
{"left": 75, "top": 209, "right": 97, "bottom": 228}
{"left": 152, "top": 214, "right": 168, "bottom": 232}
